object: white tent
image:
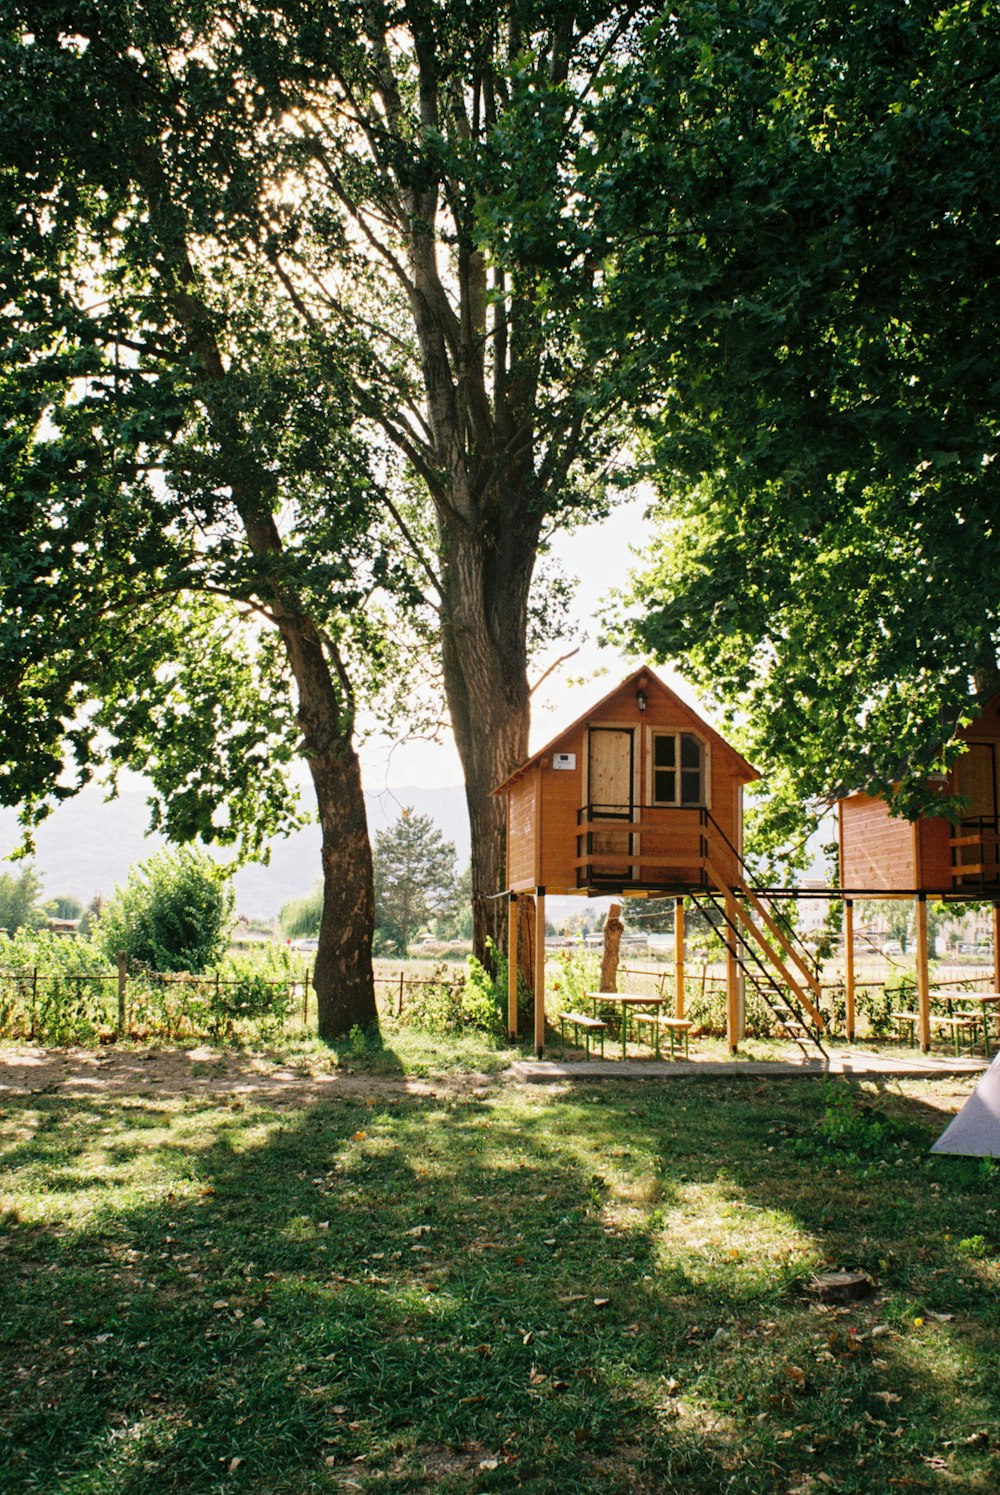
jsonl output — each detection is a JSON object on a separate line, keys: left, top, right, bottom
{"left": 931, "top": 1053, "right": 1000, "bottom": 1157}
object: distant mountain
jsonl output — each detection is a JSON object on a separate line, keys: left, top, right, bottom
{"left": 0, "top": 782, "right": 471, "bottom": 919}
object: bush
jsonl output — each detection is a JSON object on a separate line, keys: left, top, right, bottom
{"left": 0, "top": 928, "right": 116, "bottom": 1043}
{"left": 399, "top": 964, "right": 467, "bottom": 1034}
{"left": 792, "top": 1082, "right": 922, "bottom": 1173}
{"left": 279, "top": 885, "right": 322, "bottom": 939}
{"left": 97, "top": 848, "right": 235, "bottom": 974}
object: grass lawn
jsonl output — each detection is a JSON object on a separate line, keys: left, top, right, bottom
{"left": 2, "top": 1072, "right": 999, "bottom": 1492}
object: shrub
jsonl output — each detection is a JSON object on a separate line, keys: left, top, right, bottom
{"left": 97, "top": 848, "right": 235, "bottom": 974}
{"left": 400, "top": 964, "right": 467, "bottom": 1033}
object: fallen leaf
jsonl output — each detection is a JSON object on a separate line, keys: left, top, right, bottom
{"left": 479, "top": 1458, "right": 499, "bottom": 1471}
{"left": 353, "top": 1131, "right": 366, "bottom": 1141}
{"left": 228, "top": 1457, "right": 242, "bottom": 1473}
{"left": 593, "top": 1298, "right": 610, "bottom": 1308}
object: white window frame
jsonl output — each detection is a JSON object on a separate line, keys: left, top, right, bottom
{"left": 648, "top": 729, "right": 710, "bottom": 808}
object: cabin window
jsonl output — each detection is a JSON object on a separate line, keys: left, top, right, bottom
{"left": 652, "top": 732, "right": 705, "bottom": 806}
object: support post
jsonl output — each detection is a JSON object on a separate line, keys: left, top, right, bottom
{"left": 674, "top": 898, "right": 685, "bottom": 1019}
{"left": 915, "top": 894, "right": 931, "bottom": 1053}
{"left": 993, "top": 904, "right": 1000, "bottom": 995}
{"left": 117, "top": 951, "right": 127, "bottom": 1037}
{"left": 534, "top": 889, "right": 547, "bottom": 1058}
{"left": 725, "top": 887, "right": 740, "bottom": 1054}
{"left": 844, "top": 899, "right": 856, "bottom": 1042}
{"left": 508, "top": 894, "right": 519, "bottom": 1041}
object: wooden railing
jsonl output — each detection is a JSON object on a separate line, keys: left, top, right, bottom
{"left": 950, "top": 816, "right": 1000, "bottom": 890}
{"left": 574, "top": 803, "right": 737, "bottom": 889}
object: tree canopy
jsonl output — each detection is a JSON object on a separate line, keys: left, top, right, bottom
{"left": 587, "top": 0, "right": 1000, "bottom": 832}
{"left": 0, "top": 864, "right": 45, "bottom": 934}
{"left": 1, "top": 0, "right": 670, "bottom": 985}
{"left": 0, "top": 0, "right": 405, "bottom": 1032}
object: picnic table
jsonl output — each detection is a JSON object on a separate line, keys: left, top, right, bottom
{"left": 937, "top": 991, "right": 1000, "bottom": 1052}
{"left": 892, "top": 991, "right": 1000, "bottom": 1055}
{"left": 585, "top": 991, "right": 692, "bottom": 1060}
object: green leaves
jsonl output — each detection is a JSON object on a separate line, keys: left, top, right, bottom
{"left": 592, "top": 0, "right": 1000, "bottom": 833}
{"left": 95, "top": 845, "right": 235, "bottom": 974}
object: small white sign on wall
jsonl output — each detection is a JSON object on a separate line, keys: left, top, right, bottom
{"left": 552, "top": 752, "right": 576, "bottom": 770}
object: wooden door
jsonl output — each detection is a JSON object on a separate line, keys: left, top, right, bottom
{"left": 956, "top": 743, "right": 998, "bottom": 822}
{"left": 953, "top": 742, "right": 999, "bottom": 881}
{"left": 587, "top": 728, "right": 634, "bottom": 876}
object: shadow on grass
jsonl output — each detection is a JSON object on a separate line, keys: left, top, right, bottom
{"left": 0, "top": 1075, "right": 998, "bottom": 1492}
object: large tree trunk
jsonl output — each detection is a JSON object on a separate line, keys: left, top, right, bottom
{"left": 309, "top": 740, "right": 378, "bottom": 1038}
{"left": 439, "top": 522, "right": 537, "bottom": 966}
{"left": 264, "top": 560, "right": 378, "bottom": 1039}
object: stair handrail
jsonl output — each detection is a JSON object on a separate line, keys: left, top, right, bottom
{"left": 691, "top": 885, "right": 828, "bottom": 1060}
{"left": 700, "top": 807, "right": 821, "bottom": 985}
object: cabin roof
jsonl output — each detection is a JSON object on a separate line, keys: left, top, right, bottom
{"left": 492, "top": 665, "right": 760, "bottom": 794}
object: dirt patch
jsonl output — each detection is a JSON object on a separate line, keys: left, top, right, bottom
{"left": 0, "top": 1044, "right": 506, "bottom": 1101}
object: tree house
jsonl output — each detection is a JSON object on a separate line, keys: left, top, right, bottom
{"left": 837, "top": 688, "right": 1000, "bottom": 1050}
{"left": 838, "top": 689, "right": 1000, "bottom": 898}
{"left": 494, "top": 665, "right": 759, "bottom": 897}
{"left": 494, "top": 667, "right": 827, "bottom": 1056}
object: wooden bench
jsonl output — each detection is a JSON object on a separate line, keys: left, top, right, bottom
{"left": 629, "top": 1011, "right": 693, "bottom": 1059}
{"left": 558, "top": 1011, "right": 607, "bottom": 1059}
{"left": 892, "top": 1010, "right": 982, "bottom": 1054}
{"left": 771, "top": 1006, "right": 812, "bottom": 1040}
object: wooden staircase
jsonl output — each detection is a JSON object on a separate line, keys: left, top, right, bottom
{"left": 695, "top": 812, "right": 828, "bottom": 1058}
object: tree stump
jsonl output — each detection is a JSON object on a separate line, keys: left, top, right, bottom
{"left": 600, "top": 903, "right": 624, "bottom": 993}
{"left": 808, "top": 1269, "right": 876, "bottom": 1303}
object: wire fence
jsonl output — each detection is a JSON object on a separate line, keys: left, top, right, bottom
{"left": 0, "top": 960, "right": 474, "bottom": 1045}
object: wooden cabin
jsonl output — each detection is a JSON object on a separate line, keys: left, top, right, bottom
{"left": 493, "top": 668, "right": 780, "bottom": 1055}
{"left": 838, "top": 689, "right": 1000, "bottom": 897}
{"left": 493, "top": 665, "right": 759, "bottom": 898}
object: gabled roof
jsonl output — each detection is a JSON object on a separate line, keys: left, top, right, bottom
{"left": 492, "top": 665, "right": 760, "bottom": 795}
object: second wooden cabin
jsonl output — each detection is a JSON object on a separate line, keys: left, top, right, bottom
{"left": 839, "top": 688, "right": 1000, "bottom": 896}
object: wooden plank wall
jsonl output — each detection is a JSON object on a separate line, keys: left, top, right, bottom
{"left": 917, "top": 816, "right": 953, "bottom": 892}
{"left": 507, "top": 772, "right": 539, "bottom": 890}
{"left": 840, "top": 795, "right": 916, "bottom": 890}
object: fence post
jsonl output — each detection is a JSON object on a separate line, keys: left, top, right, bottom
{"left": 117, "top": 952, "right": 127, "bottom": 1036}
{"left": 30, "top": 966, "right": 38, "bottom": 1041}
{"left": 303, "top": 966, "right": 310, "bottom": 1026}
{"left": 398, "top": 970, "right": 404, "bottom": 1017}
